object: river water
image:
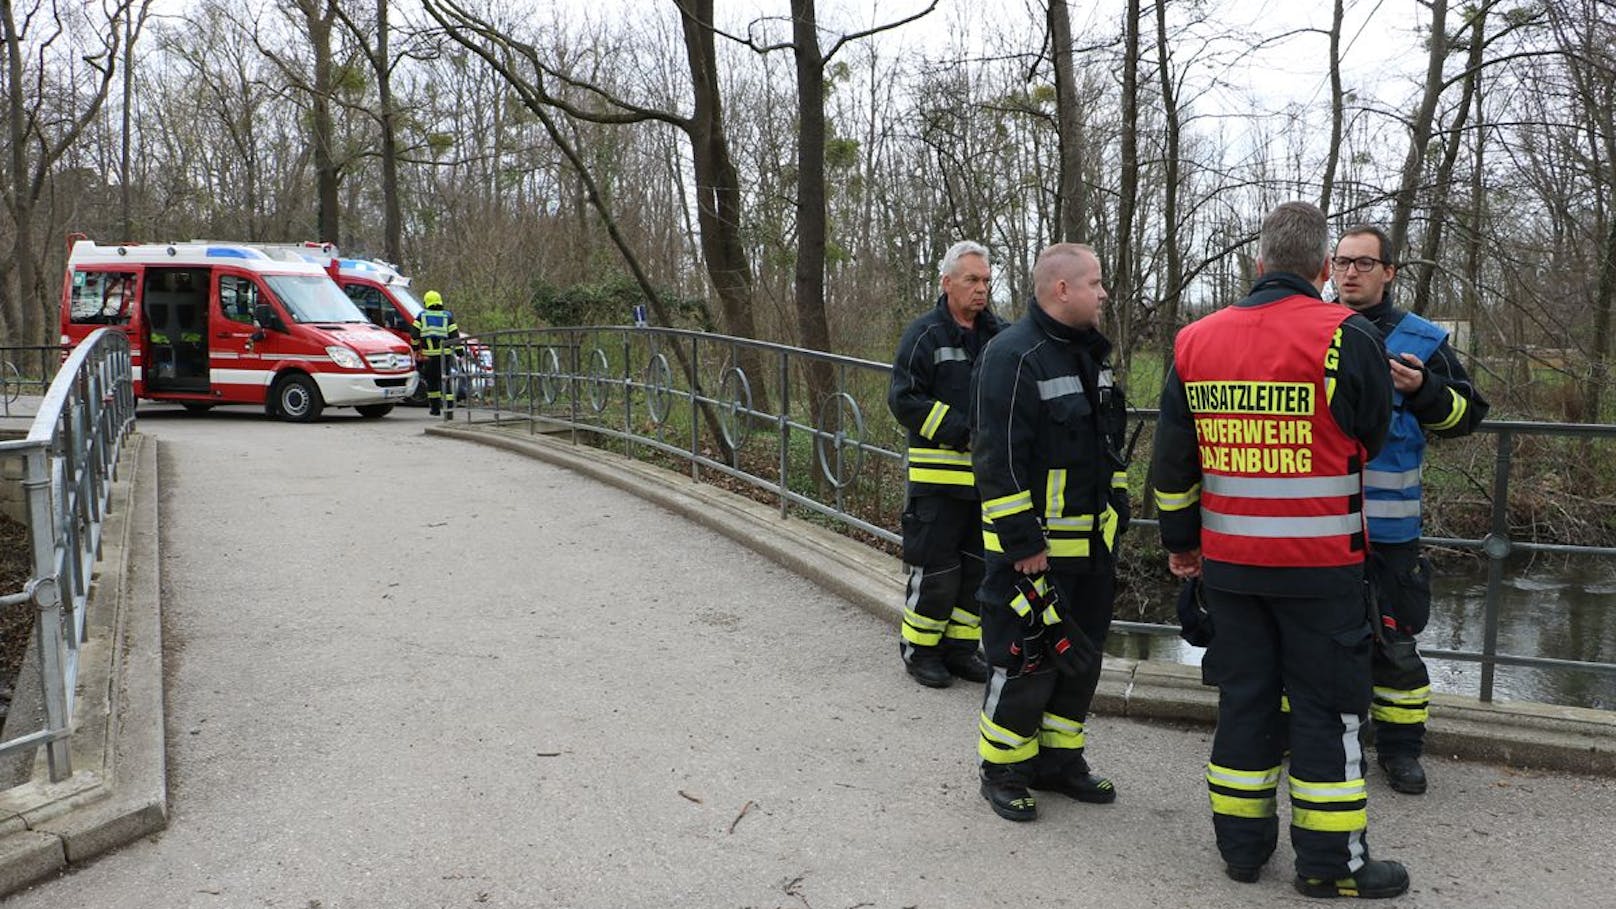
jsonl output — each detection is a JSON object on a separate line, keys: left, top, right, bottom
{"left": 1109, "top": 556, "right": 1616, "bottom": 711}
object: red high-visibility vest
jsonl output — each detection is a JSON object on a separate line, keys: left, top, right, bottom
{"left": 1174, "top": 295, "right": 1366, "bottom": 568}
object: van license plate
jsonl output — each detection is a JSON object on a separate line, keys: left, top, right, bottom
{"left": 382, "top": 387, "right": 405, "bottom": 398}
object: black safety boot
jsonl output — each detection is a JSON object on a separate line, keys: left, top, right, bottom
{"left": 980, "top": 765, "right": 1037, "bottom": 822}
{"left": 901, "top": 644, "right": 952, "bottom": 689}
{"left": 1295, "top": 859, "right": 1410, "bottom": 899}
{"left": 1030, "top": 753, "right": 1117, "bottom": 804}
{"left": 942, "top": 644, "right": 990, "bottom": 683}
{"left": 1379, "top": 754, "right": 1427, "bottom": 794}
{"left": 429, "top": 403, "right": 441, "bottom": 416}
{"left": 1225, "top": 864, "right": 1262, "bottom": 883}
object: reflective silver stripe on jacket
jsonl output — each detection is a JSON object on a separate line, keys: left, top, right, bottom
{"left": 933, "top": 346, "right": 969, "bottom": 365}
{"left": 1364, "top": 499, "right": 1421, "bottom": 519}
{"left": 1204, "top": 474, "right": 1361, "bottom": 499}
{"left": 1038, "top": 375, "right": 1083, "bottom": 399}
{"left": 1363, "top": 466, "right": 1422, "bottom": 491}
{"left": 1202, "top": 510, "right": 1363, "bottom": 538}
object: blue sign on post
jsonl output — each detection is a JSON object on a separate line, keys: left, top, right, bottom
{"left": 632, "top": 304, "right": 648, "bottom": 327}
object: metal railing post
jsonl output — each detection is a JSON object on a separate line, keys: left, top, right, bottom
{"left": 778, "top": 349, "right": 790, "bottom": 517}
{"left": 689, "top": 337, "right": 701, "bottom": 483}
{"left": 569, "top": 331, "right": 581, "bottom": 446}
{"left": 1478, "top": 428, "right": 1515, "bottom": 702}
{"left": 623, "top": 330, "right": 634, "bottom": 458}
{"left": 22, "top": 447, "right": 71, "bottom": 780}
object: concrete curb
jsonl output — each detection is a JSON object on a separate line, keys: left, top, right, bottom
{"left": 432, "top": 420, "right": 1616, "bottom": 776}
{"left": 0, "top": 432, "right": 166, "bottom": 896}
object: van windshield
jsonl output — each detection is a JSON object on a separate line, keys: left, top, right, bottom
{"left": 265, "top": 274, "right": 368, "bottom": 323}
{"left": 390, "top": 284, "right": 426, "bottom": 319}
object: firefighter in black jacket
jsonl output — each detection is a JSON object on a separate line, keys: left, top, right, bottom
{"left": 888, "top": 241, "right": 1004, "bottom": 687}
{"left": 1151, "top": 202, "right": 1408, "bottom": 899}
{"left": 970, "top": 243, "right": 1130, "bottom": 822}
{"left": 1334, "top": 224, "right": 1489, "bottom": 795}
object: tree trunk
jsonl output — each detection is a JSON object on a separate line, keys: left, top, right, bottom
{"left": 676, "top": 0, "right": 770, "bottom": 410}
{"left": 1413, "top": 6, "right": 1488, "bottom": 316}
{"left": 1109, "top": 0, "right": 1140, "bottom": 367}
{"left": 1142, "top": 0, "right": 1185, "bottom": 519}
{"left": 1048, "top": 0, "right": 1086, "bottom": 242}
{"left": 2, "top": 0, "right": 32, "bottom": 344}
{"left": 789, "top": 0, "right": 837, "bottom": 448}
{"left": 1319, "top": 0, "right": 1345, "bottom": 215}
{"left": 376, "top": 0, "right": 403, "bottom": 265}
{"left": 1389, "top": 0, "right": 1450, "bottom": 263}
{"left": 1462, "top": 64, "right": 1485, "bottom": 357}
{"left": 120, "top": 4, "right": 135, "bottom": 239}
{"left": 300, "top": 0, "right": 341, "bottom": 244}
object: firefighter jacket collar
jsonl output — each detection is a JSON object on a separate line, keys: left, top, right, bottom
{"left": 1241, "top": 271, "right": 1324, "bottom": 307}
{"left": 934, "top": 293, "right": 1001, "bottom": 338}
{"left": 1353, "top": 294, "right": 1399, "bottom": 332}
{"left": 1027, "top": 297, "right": 1112, "bottom": 360}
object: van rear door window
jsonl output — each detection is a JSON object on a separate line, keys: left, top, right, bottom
{"left": 69, "top": 270, "right": 137, "bottom": 324}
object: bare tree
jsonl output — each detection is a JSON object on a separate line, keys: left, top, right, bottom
{"left": 0, "top": 0, "right": 145, "bottom": 345}
{"left": 1389, "top": 0, "right": 1450, "bottom": 262}
{"left": 1318, "top": 0, "right": 1344, "bottom": 215}
{"left": 1047, "top": 0, "right": 1086, "bottom": 241}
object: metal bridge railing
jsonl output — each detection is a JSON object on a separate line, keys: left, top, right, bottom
{"left": 0, "top": 345, "right": 59, "bottom": 418}
{"left": 0, "top": 330, "right": 135, "bottom": 782}
{"left": 454, "top": 325, "right": 1614, "bottom": 705}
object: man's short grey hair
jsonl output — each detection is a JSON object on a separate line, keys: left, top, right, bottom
{"left": 1259, "top": 201, "right": 1329, "bottom": 278}
{"left": 939, "top": 240, "right": 989, "bottom": 281}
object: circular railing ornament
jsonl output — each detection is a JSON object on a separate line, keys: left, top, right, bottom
{"left": 815, "top": 391, "right": 866, "bottom": 489}
{"left": 716, "top": 365, "right": 754, "bottom": 454}
{"left": 0, "top": 360, "right": 19, "bottom": 405}
{"left": 586, "top": 348, "right": 612, "bottom": 413}
{"left": 539, "top": 346, "right": 564, "bottom": 405}
{"left": 503, "top": 348, "right": 529, "bottom": 403}
{"left": 644, "top": 353, "right": 673, "bottom": 426}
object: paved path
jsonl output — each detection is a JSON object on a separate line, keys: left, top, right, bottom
{"left": 6, "top": 405, "right": 1616, "bottom": 908}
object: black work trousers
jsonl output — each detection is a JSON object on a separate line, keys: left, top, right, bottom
{"left": 899, "top": 495, "right": 983, "bottom": 653}
{"left": 420, "top": 355, "right": 452, "bottom": 412}
{"left": 1201, "top": 583, "right": 1375, "bottom": 880}
{"left": 977, "top": 567, "right": 1114, "bottom": 775}
{"left": 1367, "top": 542, "right": 1432, "bottom": 758}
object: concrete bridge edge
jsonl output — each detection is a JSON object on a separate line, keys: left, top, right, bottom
{"left": 0, "top": 431, "right": 167, "bottom": 897}
{"left": 431, "top": 421, "right": 1616, "bottom": 780}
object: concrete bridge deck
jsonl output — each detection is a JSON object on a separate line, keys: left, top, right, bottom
{"left": 2, "top": 406, "right": 1614, "bottom": 907}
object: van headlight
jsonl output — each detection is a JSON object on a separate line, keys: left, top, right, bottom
{"left": 326, "top": 346, "right": 364, "bottom": 369}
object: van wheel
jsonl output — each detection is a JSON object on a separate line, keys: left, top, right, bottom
{"left": 355, "top": 403, "right": 394, "bottom": 418}
{"left": 272, "top": 374, "right": 323, "bottom": 423}
{"left": 182, "top": 403, "right": 214, "bottom": 414}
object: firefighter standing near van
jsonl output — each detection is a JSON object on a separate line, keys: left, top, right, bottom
{"left": 887, "top": 241, "right": 1004, "bottom": 688}
{"left": 1334, "top": 224, "right": 1489, "bottom": 795}
{"left": 1150, "top": 202, "right": 1408, "bottom": 898}
{"left": 970, "top": 243, "right": 1129, "bottom": 822}
{"left": 412, "top": 290, "right": 460, "bottom": 416}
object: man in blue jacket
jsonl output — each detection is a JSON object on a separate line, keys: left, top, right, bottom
{"left": 1334, "top": 225, "right": 1489, "bottom": 795}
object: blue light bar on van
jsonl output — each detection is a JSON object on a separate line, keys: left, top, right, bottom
{"left": 339, "top": 258, "right": 380, "bottom": 273}
{"left": 206, "top": 246, "right": 262, "bottom": 259}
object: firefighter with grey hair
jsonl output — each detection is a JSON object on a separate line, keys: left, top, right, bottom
{"left": 1151, "top": 201, "right": 1409, "bottom": 898}
{"left": 887, "top": 240, "right": 1005, "bottom": 688}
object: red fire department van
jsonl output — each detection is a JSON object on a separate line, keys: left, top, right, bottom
{"left": 61, "top": 239, "right": 418, "bottom": 421}
{"left": 308, "top": 248, "right": 492, "bottom": 406}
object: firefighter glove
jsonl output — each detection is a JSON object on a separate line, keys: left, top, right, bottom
{"left": 1175, "top": 578, "right": 1214, "bottom": 647}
